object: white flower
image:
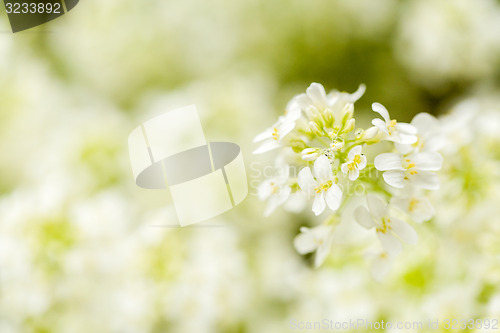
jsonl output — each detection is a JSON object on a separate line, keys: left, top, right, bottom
{"left": 258, "top": 160, "right": 291, "bottom": 216}
{"left": 396, "top": 112, "right": 446, "bottom": 154}
{"left": 298, "top": 155, "right": 343, "bottom": 216}
{"left": 341, "top": 145, "right": 367, "bottom": 181}
{"left": 355, "top": 194, "right": 418, "bottom": 255}
{"left": 293, "top": 224, "right": 334, "bottom": 268}
{"left": 374, "top": 151, "right": 443, "bottom": 190}
{"left": 253, "top": 101, "right": 301, "bottom": 154}
{"left": 297, "top": 83, "right": 365, "bottom": 128}
{"left": 391, "top": 194, "right": 435, "bottom": 223}
{"left": 371, "top": 103, "right": 418, "bottom": 144}
{"left": 370, "top": 252, "right": 395, "bottom": 282}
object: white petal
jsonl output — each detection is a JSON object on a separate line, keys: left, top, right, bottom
{"left": 390, "top": 217, "right": 418, "bottom": 245}
{"left": 253, "top": 128, "right": 272, "bottom": 143}
{"left": 313, "top": 155, "right": 332, "bottom": 183}
{"left": 395, "top": 143, "right": 414, "bottom": 155}
{"left": 383, "top": 170, "right": 405, "bottom": 188}
{"left": 348, "top": 168, "right": 360, "bottom": 181}
{"left": 367, "top": 194, "right": 387, "bottom": 219}
{"left": 397, "top": 133, "right": 418, "bottom": 144}
{"left": 340, "top": 163, "right": 349, "bottom": 175}
{"left": 278, "top": 119, "right": 296, "bottom": 138}
{"left": 374, "top": 153, "right": 402, "bottom": 171}
{"left": 253, "top": 140, "right": 280, "bottom": 154}
{"left": 314, "top": 235, "right": 333, "bottom": 268}
{"left": 377, "top": 232, "right": 402, "bottom": 256}
{"left": 263, "top": 186, "right": 292, "bottom": 217}
{"left": 306, "top": 83, "right": 328, "bottom": 109}
{"left": 324, "top": 184, "right": 342, "bottom": 211}
{"left": 312, "top": 193, "right": 326, "bottom": 216}
{"left": 257, "top": 180, "right": 273, "bottom": 200}
{"left": 354, "top": 206, "right": 375, "bottom": 229}
{"left": 348, "top": 145, "right": 362, "bottom": 160}
{"left": 411, "top": 152, "right": 443, "bottom": 171}
{"left": 411, "top": 112, "right": 439, "bottom": 136}
{"left": 409, "top": 197, "right": 434, "bottom": 223}
{"left": 298, "top": 167, "right": 317, "bottom": 196}
{"left": 296, "top": 93, "right": 312, "bottom": 110}
{"left": 293, "top": 228, "right": 317, "bottom": 254}
{"left": 395, "top": 122, "right": 417, "bottom": 135}
{"left": 371, "top": 253, "right": 394, "bottom": 282}
{"left": 348, "top": 83, "right": 366, "bottom": 103}
{"left": 358, "top": 155, "right": 367, "bottom": 170}
{"left": 371, "top": 118, "right": 389, "bottom": 134}
{"left": 412, "top": 171, "right": 439, "bottom": 190}
{"left": 285, "top": 98, "right": 302, "bottom": 122}
{"left": 372, "top": 103, "right": 391, "bottom": 123}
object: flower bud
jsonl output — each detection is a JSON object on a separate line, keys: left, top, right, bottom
{"left": 342, "top": 103, "right": 354, "bottom": 123}
{"left": 323, "top": 109, "right": 334, "bottom": 127}
{"left": 343, "top": 118, "right": 356, "bottom": 133}
{"left": 362, "top": 126, "right": 379, "bottom": 140}
{"left": 301, "top": 148, "right": 319, "bottom": 161}
{"left": 290, "top": 139, "right": 307, "bottom": 153}
{"left": 309, "top": 121, "right": 324, "bottom": 136}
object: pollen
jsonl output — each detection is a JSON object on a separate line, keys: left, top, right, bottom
{"left": 376, "top": 217, "right": 392, "bottom": 234}
{"left": 314, "top": 180, "right": 333, "bottom": 193}
{"left": 409, "top": 198, "right": 419, "bottom": 212}
{"left": 272, "top": 127, "right": 279, "bottom": 140}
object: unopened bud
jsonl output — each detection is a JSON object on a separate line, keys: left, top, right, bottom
{"left": 362, "top": 126, "right": 379, "bottom": 140}
{"left": 290, "top": 139, "right": 307, "bottom": 153}
{"left": 343, "top": 118, "right": 356, "bottom": 133}
{"left": 309, "top": 121, "right": 324, "bottom": 136}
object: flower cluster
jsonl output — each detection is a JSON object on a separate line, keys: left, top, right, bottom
{"left": 254, "top": 83, "right": 444, "bottom": 280}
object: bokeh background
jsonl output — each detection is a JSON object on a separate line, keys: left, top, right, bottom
{"left": 1, "top": 0, "right": 500, "bottom": 332}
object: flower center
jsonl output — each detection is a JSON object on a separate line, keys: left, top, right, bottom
{"left": 315, "top": 180, "right": 333, "bottom": 193}
{"left": 347, "top": 154, "right": 362, "bottom": 171}
{"left": 388, "top": 119, "right": 397, "bottom": 134}
{"left": 376, "top": 217, "right": 392, "bottom": 234}
{"left": 272, "top": 127, "right": 279, "bottom": 141}
{"left": 270, "top": 182, "right": 280, "bottom": 194}
{"left": 409, "top": 198, "right": 419, "bottom": 212}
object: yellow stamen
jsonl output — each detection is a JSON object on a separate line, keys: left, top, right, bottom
{"left": 272, "top": 128, "right": 279, "bottom": 141}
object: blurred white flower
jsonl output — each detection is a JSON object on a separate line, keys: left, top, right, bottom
{"left": 370, "top": 252, "right": 395, "bottom": 282}
{"left": 396, "top": 0, "right": 500, "bottom": 86}
{"left": 391, "top": 193, "right": 435, "bottom": 223}
{"left": 371, "top": 103, "right": 417, "bottom": 144}
{"left": 258, "top": 160, "right": 292, "bottom": 216}
{"left": 341, "top": 145, "right": 367, "bottom": 181}
{"left": 375, "top": 151, "right": 443, "bottom": 189}
{"left": 355, "top": 194, "right": 418, "bottom": 255}
{"left": 253, "top": 117, "right": 296, "bottom": 154}
{"left": 298, "top": 155, "right": 343, "bottom": 215}
{"left": 294, "top": 224, "right": 334, "bottom": 267}
{"left": 396, "top": 112, "right": 446, "bottom": 154}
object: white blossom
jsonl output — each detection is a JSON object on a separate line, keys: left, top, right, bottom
{"left": 371, "top": 103, "right": 418, "bottom": 144}
{"left": 341, "top": 145, "right": 367, "bottom": 181}
{"left": 396, "top": 112, "right": 446, "bottom": 154}
{"left": 298, "top": 155, "right": 343, "bottom": 215}
{"left": 391, "top": 193, "right": 435, "bottom": 223}
{"left": 374, "top": 151, "right": 443, "bottom": 190}
{"left": 258, "top": 160, "right": 292, "bottom": 216}
{"left": 294, "top": 224, "right": 334, "bottom": 267}
{"left": 355, "top": 194, "right": 418, "bottom": 255}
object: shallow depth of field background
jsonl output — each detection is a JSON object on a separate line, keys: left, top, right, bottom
{"left": 0, "top": 0, "right": 500, "bottom": 332}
